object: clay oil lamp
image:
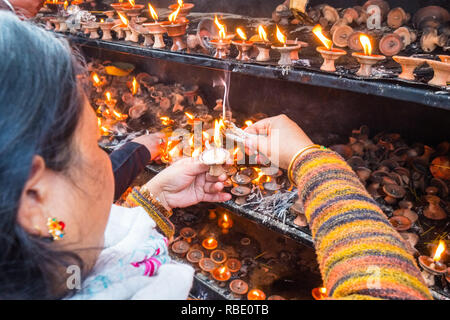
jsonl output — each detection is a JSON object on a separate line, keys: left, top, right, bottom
{"left": 247, "top": 289, "right": 266, "bottom": 300}
{"left": 110, "top": 2, "right": 127, "bottom": 11}
{"left": 202, "top": 237, "right": 218, "bottom": 251}
{"left": 208, "top": 208, "right": 217, "bottom": 220}
{"left": 199, "top": 119, "right": 230, "bottom": 177}
{"left": 352, "top": 34, "right": 385, "bottom": 77}
{"left": 198, "top": 257, "right": 217, "bottom": 275}
{"left": 426, "top": 59, "right": 450, "bottom": 87}
{"left": 271, "top": 25, "right": 301, "bottom": 66}
{"left": 91, "top": 72, "right": 107, "bottom": 93}
{"left": 389, "top": 215, "right": 411, "bottom": 232}
{"left": 128, "top": 17, "right": 148, "bottom": 43}
{"left": 179, "top": 227, "right": 196, "bottom": 243}
{"left": 171, "top": 240, "right": 190, "bottom": 257}
{"left": 114, "top": 11, "right": 130, "bottom": 41}
{"left": 168, "top": 0, "right": 194, "bottom": 20}
{"left": 231, "top": 186, "right": 251, "bottom": 205}
{"left": 439, "top": 55, "right": 450, "bottom": 63}
{"left": 210, "top": 249, "right": 227, "bottom": 264}
{"left": 142, "top": 3, "right": 167, "bottom": 49}
{"left": 290, "top": 201, "right": 308, "bottom": 227}
{"left": 382, "top": 184, "right": 405, "bottom": 205}
{"left": 229, "top": 279, "right": 248, "bottom": 298}
{"left": 99, "top": 19, "right": 116, "bottom": 41}
{"left": 268, "top": 295, "right": 286, "bottom": 300}
{"left": 430, "top": 156, "right": 450, "bottom": 181}
{"left": 313, "top": 25, "right": 346, "bottom": 72}
{"left": 240, "top": 237, "right": 251, "bottom": 246}
{"left": 418, "top": 240, "right": 447, "bottom": 287}
{"left": 209, "top": 16, "right": 232, "bottom": 59}
{"left": 224, "top": 165, "right": 237, "bottom": 177}
{"left": 232, "top": 28, "right": 254, "bottom": 62}
{"left": 378, "top": 33, "right": 404, "bottom": 57}
{"left": 104, "top": 91, "right": 117, "bottom": 110}
{"left": 226, "top": 258, "right": 241, "bottom": 273}
{"left": 231, "top": 173, "right": 251, "bottom": 186}
{"left": 186, "top": 249, "right": 204, "bottom": 264}
{"left": 120, "top": 0, "right": 144, "bottom": 18}
{"left": 423, "top": 195, "right": 447, "bottom": 221}
{"left": 393, "top": 208, "right": 418, "bottom": 224}
{"left": 312, "top": 287, "right": 328, "bottom": 300}
{"left": 161, "top": 5, "right": 189, "bottom": 51}
{"left": 263, "top": 177, "right": 281, "bottom": 194}
{"left": 211, "top": 266, "right": 231, "bottom": 284}
{"left": 217, "top": 213, "right": 233, "bottom": 234}
{"left": 392, "top": 56, "right": 426, "bottom": 81}
{"left": 253, "top": 25, "right": 272, "bottom": 62}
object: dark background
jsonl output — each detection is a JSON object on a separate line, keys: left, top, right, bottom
{"left": 145, "top": 0, "right": 450, "bottom": 17}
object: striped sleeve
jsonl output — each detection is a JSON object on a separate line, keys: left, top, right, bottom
{"left": 293, "top": 149, "right": 432, "bottom": 300}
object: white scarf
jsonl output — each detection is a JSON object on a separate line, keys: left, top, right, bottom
{"left": 69, "top": 205, "right": 194, "bottom": 300}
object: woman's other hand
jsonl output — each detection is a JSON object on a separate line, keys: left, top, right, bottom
{"left": 132, "top": 132, "right": 166, "bottom": 161}
{"left": 142, "top": 157, "right": 231, "bottom": 210}
{"left": 244, "top": 114, "right": 313, "bottom": 169}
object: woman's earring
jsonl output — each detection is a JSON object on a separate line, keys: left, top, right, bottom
{"left": 47, "top": 218, "right": 66, "bottom": 241}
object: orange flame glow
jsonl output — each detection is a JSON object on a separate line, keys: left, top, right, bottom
{"left": 276, "top": 25, "right": 287, "bottom": 45}
{"left": 320, "top": 287, "right": 327, "bottom": 294}
{"left": 160, "top": 116, "right": 173, "bottom": 126}
{"left": 168, "top": 5, "right": 181, "bottom": 23}
{"left": 232, "top": 147, "right": 240, "bottom": 156}
{"left": 113, "top": 110, "right": 128, "bottom": 120}
{"left": 433, "top": 240, "right": 446, "bottom": 262}
{"left": 92, "top": 72, "right": 101, "bottom": 85}
{"left": 105, "top": 91, "right": 112, "bottom": 101}
{"left": 359, "top": 34, "right": 372, "bottom": 56}
{"left": 128, "top": 0, "right": 135, "bottom": 7}
{"left": 184, "top": 112, "right": 195, "bottom": 120}
{"left": 177, "top": 0, "right": 183, "bottom": 7}
{"left": 258, "top": 25, "right": 268, "bottom": 42}
{"left": 117, "top": 11, "right": 129, "bottom": 26}
{"left": 148, "top": 3, "right": 158, "bottom": 21}
{"left": 192, "top": 147, "right": 202, "bottom": 158}
{"left": 312, "top": 24, "right": 332, "bottom": 50}
{"left": 64, "top": 0, "right": 68, "bottom": 10}
{"left": 214, "top": 15, "right": 226, "bottom": 40}
{"left": 253, "top": 168, "right": 265, "bottom": 184}
{"left": 236, "top": 27, "right": 247, "bottom": 41}
{"left": 213, "top": 119, "right": 224, "bottom": 148}
{"left": 131, "top": 77, "right": 138, "bottom": 95}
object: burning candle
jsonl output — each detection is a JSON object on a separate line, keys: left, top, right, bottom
{"left": 418, "top": 240, "right": 447, "bottom": 287}
{"left": 351, "top": 34, "right": 385, "bottom": 77}
{"left": 254, "top": 25, "right": 271, "bottom": 62}
{"left": 211, "top": 266, "right": 231, "bottom": 282}
{"left": 247, "top": 289, "right": 266, "bottom": 300}
{"left": 313, "top": 25, "right": 346, "bottom": 72}
{"left": 202, "top": 237, "right": 218, "bottom": 250}
{"left": 232, "top": 28, "right": 253, "bottom": 61}
{"left": 312, "top": 287, "right": 328, "bottom": 300}
{"left": 218, "top": 213, "right": 233, "bottom": 234}
{"left": 271, "top": 25, "right": 301, "bottom": 66}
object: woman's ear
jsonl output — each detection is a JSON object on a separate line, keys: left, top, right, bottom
{"left": 16, "top": 155, "right": 48, "bottom": 236}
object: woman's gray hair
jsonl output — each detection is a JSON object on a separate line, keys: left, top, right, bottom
{"left": 0, "top": 11, "right": 86, "bottom": 299}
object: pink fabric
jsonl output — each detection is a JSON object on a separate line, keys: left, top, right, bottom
{"left": 131, "top": 248, "right": 163, "bottom": 277}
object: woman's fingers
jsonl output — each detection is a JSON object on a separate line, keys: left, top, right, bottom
{"left": 244, "top": 117, "right": 272, "bottom": 136}
{"left": 202, "top": 192, "right": 232, "bottom": 203}
{"left": 205, "top": 173, "right": 227, "bottom": 183}
{"left": 204, "top": 181, "right": 225, "bottom": 194}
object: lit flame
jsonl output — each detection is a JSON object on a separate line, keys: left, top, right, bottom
{"left": 207, "top": 238, "right": 214, "bottom": 245}
{"left": 105, "top": 91, "right": 112, "bottom": 101}
{"left": 223, "top": 214, "right": 228, "bottom": 222}
{"left": 276, "top": 25, "right": 286, "bottom": 45}
{"left": 214, "top": 15, "right": 226, "bottom": 40}
{"left": 213, "top": 119, "right": 224, "bottom": 148}
{"left": 177, "top": 0, "right": 183, "bottom": 7}
{"left": 131, "top": 77, "right": 138, "bottom": 95}
{"left": 320, "top": 287, "right": 327, "bottom": 294}
{"left": 128, "top": 0, "right": 135, "bottom": 7}
{"left": 100, "top": 18, "right": 105, "bottom": 23}
{"left": 312, "top": 25, "right": 332, "bottom": 50}
{"left": 63, "top": 0, "right": 68, "bottom": 10}
{"left": 433, "top": 240, "right": 446, "bottom": 262}
{"left": 97, "top": 118, "right": 102, "bottom": 127}
{"left": 184, "top": 112, "right": 194, "bottom": 120}
{"left": 359, "top": 34, "right": 372, "bottom": 56}
{"left": 218, "top": 266, "right": 227, "bottom": 274}
{"left": 160, "top": 116, "right": 173, "bottom": 126}
{"left": 148, "top": 3, "right": 158, "bottom": 21}
{"left": 236, "top": 27, "right": 247, "bottom": 41}
{"left": 253, "top": 168, "right": 265, "bottom": 184}
{"left": 192, "top": 147, "right": 202, "bottom": 157}
{"left": 117, "top": 11, "right": 129, "bottom": 26}
{"left": 258, "top": 25, "right": 268, "bottom": 42}
{"left": 168, "top": 5, "right": 181, "bottom": 23}
{"left": 113, "top": 110, "right": 127, "bottom": 120}
{"left": 92, "top": 72, "right": 101, "bottom": 85}
{"left": 232, "top": 147, "right": 240, "bottom": 156}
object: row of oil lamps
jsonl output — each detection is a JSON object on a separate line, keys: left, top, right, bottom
{"left": 170, "top": 208, "right": 329, "bottom": 300}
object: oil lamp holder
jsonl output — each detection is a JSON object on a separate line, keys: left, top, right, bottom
{"left": 161, "top": 20, "right": 189, "bottom": 51}
{"left": 143, "top": 22, "right": 167, "bottom": 49}
{"left": 352, "top": 52, "right": 386, "bottom": 77}
{"left": 271, "top": 44, "right": 301, "bottom": 66}
{"left": 210, "top": 39, "right": 232, "bottom": 59}
{"left": 232, "top": 40, "right": 254, "bottom": 61}
{"left": 316, "top": 46, "right": 347, "bottom": 72}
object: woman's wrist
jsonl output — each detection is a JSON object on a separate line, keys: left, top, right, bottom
{"left": 141, "top": 179, "right": 171, "bottom": 212}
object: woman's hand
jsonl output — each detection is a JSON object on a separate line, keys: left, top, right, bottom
{"left": 244, "top": 114, "right": 314, "bottom": 169}
{"left": 141, "top": 157, "right": 231, "bottom": 210}
{"left": 132, "top": 132, "right": 166, "bottom": 161}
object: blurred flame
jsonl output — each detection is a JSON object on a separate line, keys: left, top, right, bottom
{"left": 202, "top": 131, "right": 210, "bottom": 142}
{"left": 207, "top": 238, "right": 214, "bottom": 245}
{"left": 359, "top": 34, "right": 372, "bottom": 56}
{"left": 169, "top": 5, "right": 181, "bottom": 23}
{"left": 105, "top": 91, "right": 112, "bottom": 101}
{"left": 232, "top": 147, "right": 240, "bottom": 156}
{"left": 100, "top": 18, "right": 105, "bottom": 23}
{"left": 312, "top": 25, "right": 332, "bottom": 50}
{"left": 148, "top": 3, "right": 158, "bottom": 21}
{"left": 253, "top": 169, "right": 265, "bottom": 184}
{"left": 433, "top": 240, "right": 446, "bottom": 262}
{"left": 320, "top": 287, "right": 327, "bottom": 294}
{"left": 192, "top": 147, "right": 202, "bottom": 157}
{"left": 92, "top": 72, "right": 101, "bottom": 85}
{"left": 258, "top": 25, "right": 268, "bottom": 42}
{"left": 276, "top": 25, "right": 286, "bottom": 45}
{"left": 117, "top": 11, "right": 129, "bottom": 26}
{"left": 177, "top": 0, "right": 183, "bottom": 7}
{"left": 128, "top": 0, "right": 135, "bottom": 7}
{"left": 160, "top": 116, "right": 173, "bottom": 126}
{"left": 214, "top": 15, "right": 226, "bottom": 40}
{"left": 131, "top": 77, "right": 138, "bottom": 95}
{"left": 214, "top": 119, "right": 224, "bottom": 148}
{"left": 113, "top": 110, "right": 127, "bottom": 120}
{"left": 218, "top": 266, "right": 227, "bottom": 274}
{"left": 185, "top": 112, "right": 194, "bottom": 120}
{"left": 64, "top": 0, "right": 68, "bottom": 10}
{"left": 236, "top": 27, "right": 247, "bottom": 41}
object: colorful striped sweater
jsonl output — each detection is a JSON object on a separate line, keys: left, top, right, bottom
{"left": 293, "top": 149, "right": 432, "bottom": 300}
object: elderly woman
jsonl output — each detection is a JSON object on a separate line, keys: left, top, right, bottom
{"left": 0, "top": 12, "right": 432, "bottom": 300}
